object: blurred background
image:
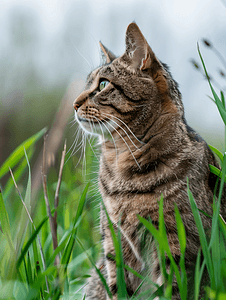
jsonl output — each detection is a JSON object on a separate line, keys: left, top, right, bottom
{"left": 0, "top": 0, "right": 226, "bottom": 192}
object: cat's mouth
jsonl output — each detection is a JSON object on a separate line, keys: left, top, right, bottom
{"left": 77, "top": 116, "right": 93, "bottom": 123}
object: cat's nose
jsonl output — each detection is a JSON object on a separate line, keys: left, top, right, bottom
{"left": 73, "top": 91, "right": 88, "bottom": 111}
{"left": 73, "top": 102, "right": 80, "bottom": 111}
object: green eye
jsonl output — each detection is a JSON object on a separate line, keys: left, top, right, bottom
{"left": 99, "top": 80, "right": 109, "bottom": 91}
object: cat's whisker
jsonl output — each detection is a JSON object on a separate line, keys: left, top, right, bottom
{"left": 71, "top": 125, "right": 81, "bottom": 143}
{"left": 88, "top": 120, "right": 100, "bottom": 162}
{"left": 95, "top": 116, "right": 118, "bottom": 167}
{"left": 82, "top": 131, "right": 87, "bottom": 176}
{"left": 70, "top": 140, "right": 84, "bottom": 169}
{"left": 102, "top": 113, "right": 144, "bottom": 150}
{"left": 72, "top": 125, "right": 80, "bottom": 140}
{"left": 69, "top": 126, "right": 82, "bottom": 148}
{"left": 70, "top": 139, "right": 83, "bottom": 156}
{"left": 66, "top": 135, "right": 77, "bottom": 157}
{"left": 104, "top": 119, "right": 141, "bottom": 170}
{"left": 72, "top": 43, "right": 93, "bottom": 72}
{"left": 68, "top": 115, "right": 75, "bottom": 122}
{"left": 64, "top": 128, "right": 83, "bottom": 165}
{"left": 87, "top": 137, "right": 100, "bottom": 163}
{"left": 66, "top": 137, "right": 83, "bottom": 163}
{"left": 89, "top": 119, "right": 95, "bottom": 136}
{"left": 78, "top": 131, "right": 85, "bottom": 174}
{"left": 93, "top": 117, "right": 107, "bottom": 152}
{"left": 68, "top": 119, "right": 78, "bottom": 128}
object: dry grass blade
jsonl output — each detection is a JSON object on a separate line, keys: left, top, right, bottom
{"left": 42, "top": 134, "right": 60, "bottom": 265}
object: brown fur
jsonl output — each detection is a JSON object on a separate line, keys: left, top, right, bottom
{"left": 73, "top": 23, "right": 226, "bottom": 299}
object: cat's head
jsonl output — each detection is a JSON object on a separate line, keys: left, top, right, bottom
{"left": 73, "top": 22, "right": 183, "bottom": 142}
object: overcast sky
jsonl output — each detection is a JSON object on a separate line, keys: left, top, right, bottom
{"left": 1, "top": 0, "right": 226, "bottom": 145}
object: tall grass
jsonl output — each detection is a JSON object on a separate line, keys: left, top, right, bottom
{"left": 0, "top": 128, "right": 101, "bottom": 299}
{"left": 0, "top": 46, "right": 226, "bottom": 299}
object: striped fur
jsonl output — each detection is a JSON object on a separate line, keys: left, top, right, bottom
{"left": 73, "top": 23, "right": 226, "bottom": 299}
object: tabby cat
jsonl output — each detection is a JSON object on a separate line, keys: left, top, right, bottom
{"left": 73, "top": 22, "right": 226, "bottom": 299}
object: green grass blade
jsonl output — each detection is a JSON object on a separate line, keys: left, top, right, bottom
{"left": 157, "top": 196, "right": 169, "bottom": 282}
{"left": 107, "top": 252, "right": 159, "bottom": 288}
{"left": 219, "top": 215, "right": 226, "bottom": 241}
{"left": 23, "top": 255, "right": 30, "bottom": 285}
{"left": 164, "top": 264, "right": 173, "bottom": 299}
{"left": 213, "top": 96, "right": 226, "bottom": 126}
{"left": 137, "top": 216, "right": 161, "bottom": 244}
{"left": 61, "top": 182, "right": 89, "bottom": 270}
{"left": 116, "top": 218, "right": 127, "bottom": 299}
{"left": 0, "top": 281, "right": 28, "bottom": 300}
{"left": 0, "top": 188, "right": 14, "bottom": 251}
{"left": 130, "top": 279, "right": 146, "bottom": 298}
{"left": 102, "top": 202, "right": 127, "bottom": 299}
{"left": 187, "top": 179, "right": 215, "bottom": 288}
{"left": 48, "top": 216, "right": 83, "bottom": 267}
{"left": 24, "top": 251, "right": 33, "bottom": 285}
{"left": 158, "top": 195, "right": 166, "bottom": 237}
{"left": 198, "top": 45, "right": 226, "bottom": 126}
{"left": 0, "top": 127, "right": 47, "bottom": 180}
{"left": 209, "top": 145, "right": 223, "bottom": 163}
{"left": 16, "top": 216, "right": 49, "bottom": 269}
{"left": 143, "top": 285, "right": 165, "bottom": 300}
{"left": 74, "top": 182, "right": 90, "bottom": 229}
{"left": 23, "top": 148, "right": 32, "bottom": 211}
{"left": 221, "top": 91, "right": 225, "bottom": 108}
{"left": 209, "top": 154, "right": 226, "bottom": 248}
{"left": 217, "top": 153, "right": 226, "bottom": 203}
{"left": 31, "top": 228, "right": 39, "bottom": 278}
{"left": 124, "top": 264, "right": 145, "bottom": 281}
{"left": 15, "top": 148, "right": 33, "bottom": 255}
{"left": 67, "top": 247, "right": 94, "bottom": 272}
{"left": 174, "top": 204, "right": 187, "bottom": 297}
{"left": 174, "top": 204, "right": 186, "bottom": 255}
{"left": 219, "top": 232, "right": 226, "bottom": 293}
{"left": 194, "top": 249, "right": 203, "bottom": 300}
{"left": 211, "top": 218, "right": 221, "bottom": 288}
{"left": 64, "top": 275, "right": 69, "bottom": 297}
{"left": 209, "top": 154, "right": 226, "bottom": 290}
{"left": 26, "top": 265, "right": 57, "bottom": 300}
{"left": 209, "top": 164, "right": 226, "bottom": 183}
{"left": 3, "top": 147, "right": 34, "bottom": 198}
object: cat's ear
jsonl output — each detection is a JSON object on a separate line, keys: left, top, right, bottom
{"left": 125, "top": 22, "right": 155, "bottom": 71}
{"left": 99, "top": 41, "right": 116, "bottom": 64}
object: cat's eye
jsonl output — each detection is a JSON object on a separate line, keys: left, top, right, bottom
{"left": 99, "top": 80, "right": 109, "bottom": 91}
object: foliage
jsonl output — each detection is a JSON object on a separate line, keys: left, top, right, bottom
{"left": 0, "top": 129, "right": 100, "bottom": 299}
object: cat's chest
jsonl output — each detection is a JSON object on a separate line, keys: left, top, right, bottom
{"left": 98, "top": 157, "right": 162, "bottom": 228}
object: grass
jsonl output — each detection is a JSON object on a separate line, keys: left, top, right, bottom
{"left": 0, "top": 46, "right": 226, "bottom": 299}
{"left": 0, "top": 129, "right": 101, "bottom": 299}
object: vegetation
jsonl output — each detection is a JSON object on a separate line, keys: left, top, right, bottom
{"left": 0, "top": 47, "right": 226, "bottom": 300}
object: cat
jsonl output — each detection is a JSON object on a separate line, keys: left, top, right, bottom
{"left": 73, "top": 22, "right": 226, "bottom": 299}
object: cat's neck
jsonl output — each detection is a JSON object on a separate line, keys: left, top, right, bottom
{"left": 100, "top": 111, "right": 184, "bottom": 174}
